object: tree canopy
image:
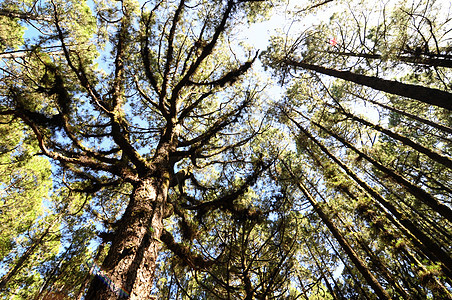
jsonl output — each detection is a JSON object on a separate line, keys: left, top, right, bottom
{"left": 0, "top": 0, "right": 451, "bottom": 299}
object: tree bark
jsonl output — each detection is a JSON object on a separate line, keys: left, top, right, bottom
{"left": 85, "top": 176, "right": 169, "bottom": 299}
{"left": 285, "top": 59, "right": 452, "bottom": 110}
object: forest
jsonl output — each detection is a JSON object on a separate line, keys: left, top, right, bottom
{"left": 0, "top": 0, "right": 451, "bottom": 299}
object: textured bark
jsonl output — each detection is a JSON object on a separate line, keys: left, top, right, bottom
{"left": 285, "top": 59, "right": 452, "bottom": 110}
{"left": 85, "top": 176, "right": 169, "bottom": 299}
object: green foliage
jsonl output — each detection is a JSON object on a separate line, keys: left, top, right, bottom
{"left": 0, "top": 0, "right": 451, "bottom": 298}
{"left": 0, "top": 118, "right": 51, "bottom": 260}
{"left": 0, "top": 16, "right": 24, "bottom": 51}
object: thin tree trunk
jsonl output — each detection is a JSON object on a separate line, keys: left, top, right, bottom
{"left": 0, "top": 9, "right": 52, "bottom": 21}
{"left": 285, "top": 115, "right": 452, "bottom": 278}
{"left": 402, "top": 248, "right": 452, "bottom": 298}
{"left": 323, "top": 51, "right": 452, "bottom": 68}
{"left": 363, "top": 98, "right": 452, "bottom": 135}
{"left": 285, "top": 59, "right": 452, "bottom": 110}
{"left": 310, "top": 118, "right": 452, "bottom": 223}
{"left": 35, "top": 244, "right": 73, "bottom": 300}
{"left": 306, "top": 144, "right": 449, "bottom": 296}
{"left": 323, "top": 233, "right": 372, "bottom": 300}
{"left": 305, "top": 176, "right": 411, "bottom": 299}
{"left": 365, "top": 170, "right": 452, "bottom": 244}
{"left": 0, "top": 221, "right": 55, "bottom": 290}
{"left": 304, "top": 236, "right": 341, "bottom": 300}
{"left": 342, "top": 222, "right": 411, "bottom": 299}
{"left": 395, "top": 252, "right": 429, "bottom": 297}
{"left": 85, "top": 176, "right": 170, "bottom": 299}
{"left": 337, "top": 109, "right": 452, "bottom": 170}
{"left": 283, "top": 162, "right": 392, "bottom": 300}
{"left": 76, "top": 243, "right": 105, "bottom": 300}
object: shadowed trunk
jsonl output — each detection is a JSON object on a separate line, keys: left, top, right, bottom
{"left": 85, "top": 175, "right": 170, "bottom": 299}
{"left": 285, "top": 59, "right": 452, "bottom": 110}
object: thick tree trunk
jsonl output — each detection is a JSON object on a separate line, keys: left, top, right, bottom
{"left": 285, "top": 59, "right": 452, "bottom": 110}
{"left": 86, "top": 176, "right": 169, "bottom": 299}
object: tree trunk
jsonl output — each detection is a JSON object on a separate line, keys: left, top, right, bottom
{"left": 337, "top": 109, "right": 452, "bottom": 169}
{"left": 303, "top": 236, "right": 341, "bottom": 300}
{"left": 35, "top": 244, "right": 73, "bottom": 300}
{"left": 306, "top": 175, "right": 410, "bottom": 298}
{"left": 363, "top": 98, "right": 452, "bottom": 135}
{"left": 85, "top": 176, "right": 169, "bottom": 299}
{"left": 76, "top": 244, "right": 105, "bottom": 300}
{"left": 284, "top": 163, "right": 392, "bottom": 300}
{"left": 322, "top": 51, "right": 452, "bottom": 68}
{"left": 324, "top": 233, "right": 373, "bottom": 300}
{"left": 403, "top": 248, "right": 452, "bottom": 298}
{"left": 285, "top": 59, "right": 452, "bottom": 110}
{"left": 365, "top": 170, "right": 452, "bottom": 244}
{"left": 286, "top": 115, "right": 452, "bottom": 278}
{"left": 0, "top": 221, "right": 55, "bottom": 290}
{"left": 344, "top": 223, "right": 411, "bottom": 299}
{"left": 310, "top": 118, "right": 452, "bottom": 223}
